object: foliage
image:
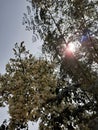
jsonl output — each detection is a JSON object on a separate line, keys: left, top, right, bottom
{"left": 0, "top": 0, "right": 98, "bottom": 129}
{"left": 0, "top": 42, "right": 57, "bottom": 129}
{"left": 23, "top": 0, "right": 98, "bottom": 87}
{"left": 0, "top": 120, "right": 8, "bottom": 130}
{"left": 22, "top": 0, "right": 98, "bottom": 129}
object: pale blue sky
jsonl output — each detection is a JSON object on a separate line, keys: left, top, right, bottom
{"left": 0, "top": 0, "right": 42, "bottom": 74}
{"left": 0, "top": 0, "right": 40, "bottom": 129}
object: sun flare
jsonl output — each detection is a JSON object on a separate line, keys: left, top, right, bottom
{"left": 67, "top": 43, "right": 75, "bottom": 52}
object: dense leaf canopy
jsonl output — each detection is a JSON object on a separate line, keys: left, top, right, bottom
{"left": 23, "top": 0, "right": 98, "bottom": 129}
{"left": 0, "top": 0, "right": 98, "bottom": 130}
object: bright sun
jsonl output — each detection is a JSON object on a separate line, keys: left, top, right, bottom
{"left": 67, "top": 43, "right": 75, "bottom": 52}
{"left": 59, "top": 42, "right": 77, "bottom": 58}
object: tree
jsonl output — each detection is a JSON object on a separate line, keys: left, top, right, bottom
{"left": 0, "top": 42, "right": 57, "bottom": 129}
{"left": 23, "top": 0, "right": 98, "bottom": 86}
{"left": 22, "top": 0, "right": 98, "bottom": 129}
{"left": 0, "top": 0, "right": 98, "bottom": 129}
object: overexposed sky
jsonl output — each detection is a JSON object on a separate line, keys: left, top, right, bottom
{"left": 0, "top": 0, "right": 41, "bottom": 129}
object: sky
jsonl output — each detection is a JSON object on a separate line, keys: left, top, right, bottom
{"left": 0, "top": 0, "right": 42, "bottom": 74}
{"left": 0, "top": 0, "right": 41, "bottom": 129}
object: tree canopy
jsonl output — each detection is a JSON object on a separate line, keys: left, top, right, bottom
{"left": 22, "top": 0, "right": 98, "bottom": 129}
{"left": 0, "top": 0, "right": 98, "bottom": 130}
{"left": 0, "top": 42, "right": 57, "bottom": 129}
